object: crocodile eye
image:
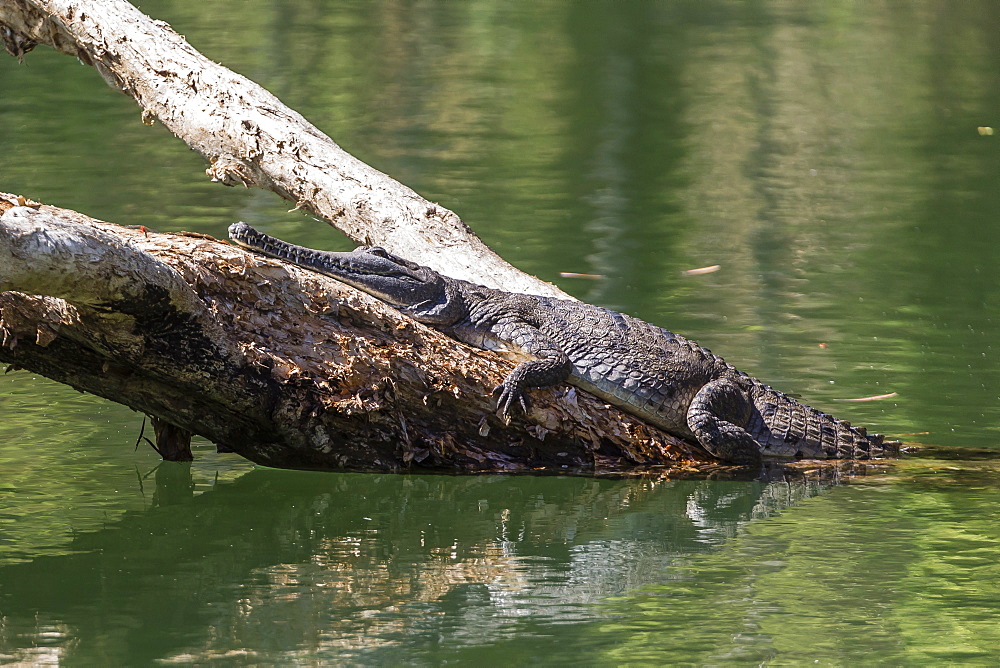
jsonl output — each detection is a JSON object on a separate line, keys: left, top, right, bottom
{"left": 366, "top": 246, "right": 392, "bottom": 258}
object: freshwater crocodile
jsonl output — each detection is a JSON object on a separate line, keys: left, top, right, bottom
{"left": 228, "top": 222, "right": 897, "bottom": 464}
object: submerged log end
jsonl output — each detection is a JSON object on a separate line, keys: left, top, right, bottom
{"left": 150, "top": 417, "right": 194, "bottom": 462}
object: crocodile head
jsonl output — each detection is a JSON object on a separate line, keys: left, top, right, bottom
{"left": 325, "top": 245, "right": 446, "bottom": 307}
{"left": 294, "top": 245, "right": 467, "bottom": 326}
{"left": 228, "top": 222, "right": 462, "bottom": 325}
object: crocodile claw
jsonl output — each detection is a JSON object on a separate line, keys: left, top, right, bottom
{"left": 492, "top": 382, "right": 531, "bottom": 422}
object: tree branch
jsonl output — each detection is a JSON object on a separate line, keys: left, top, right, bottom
{"left": 0, "top": 0, "right": 568, "bottom": 298}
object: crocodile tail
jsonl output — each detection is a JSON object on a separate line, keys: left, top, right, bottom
{"left": 825, "top": 416, "right": 903, "bottom": 459}
{"left": 823, "top": 421, "right": 900, "bottom": 459}
{"left": 749, "top": 382, "right": 899, "bottom": 460}
{"left": 861, "top": 433, "right": 902, "bottom": 458}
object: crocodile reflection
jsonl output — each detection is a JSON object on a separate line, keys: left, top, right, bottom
{"left": 0, "top": 465, "right": 869, "bottom": 663}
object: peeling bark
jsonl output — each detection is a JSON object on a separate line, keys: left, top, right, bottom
{"left": 0, "top": 195, "right": 704, "bottom": 471}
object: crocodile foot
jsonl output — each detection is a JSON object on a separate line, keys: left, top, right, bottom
{"left": 492, "top": 382, "right": 530, "bottom": 422}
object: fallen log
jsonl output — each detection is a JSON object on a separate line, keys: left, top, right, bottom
{"left": 0, "top": 0, "right": 702, "bottom": 470}
{"left": 0, "top": 194, "right": 702, "bottom": 471}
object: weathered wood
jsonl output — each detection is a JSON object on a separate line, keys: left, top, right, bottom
{"left": 0, "top": 195, "right": 702, "bottom": 471}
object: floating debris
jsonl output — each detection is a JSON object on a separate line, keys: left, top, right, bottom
{"left": 977, "top": 126, "right": 994, "bottom": 136}
{"left": 559, "top": 272, "right": 604, "bottom": 280}
{"left": 832, "top": 392, "right": 898, "bottom": 402}
{"left": 681, "top": 265, "right": 721, "bottom": 276}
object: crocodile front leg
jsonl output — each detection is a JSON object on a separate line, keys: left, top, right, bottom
{"left": 686, "top": 378, "right": 763, "bottom": 465}
{"left": 486, "top": 323, "right": 573, "bottom": 421}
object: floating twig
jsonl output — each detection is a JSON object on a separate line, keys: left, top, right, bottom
{"left": 681, "top": 265, "right": 721, "bottom": 276}
{"left": 559, "top": 272, "right": 604, "bottom": 280}
{"left": 832, "top": 392, "right": 898, "bottom": 402}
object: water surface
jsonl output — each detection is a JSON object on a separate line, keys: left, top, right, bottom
{"left": 2, "top": 0, "right": 999, "bottom": 663}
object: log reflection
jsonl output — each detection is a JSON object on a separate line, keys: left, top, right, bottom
{"left": 0, "top": 463, "right": 884, "bottom": 663}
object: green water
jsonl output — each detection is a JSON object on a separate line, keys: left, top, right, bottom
{"left": 2, "top": 0, "right": 999, "bottom": 663}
